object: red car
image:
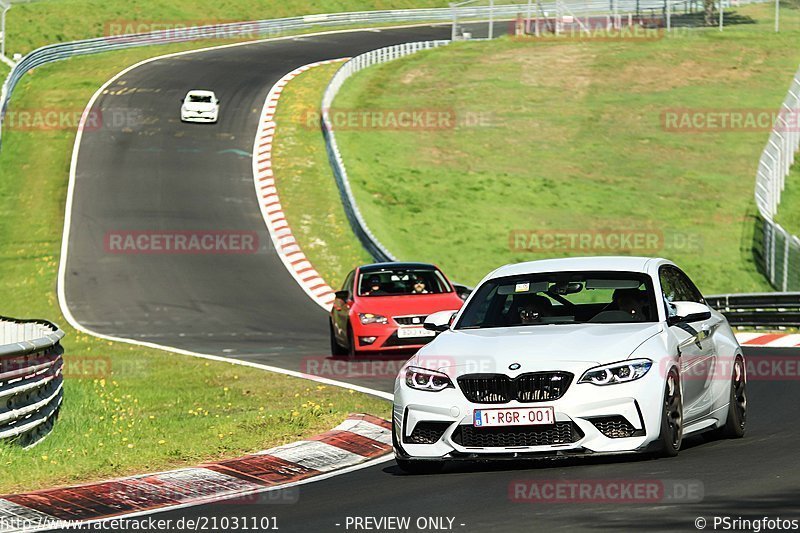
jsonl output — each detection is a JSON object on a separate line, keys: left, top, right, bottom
{"left": 330, "top": 262, "right": 466, "bottom": 356}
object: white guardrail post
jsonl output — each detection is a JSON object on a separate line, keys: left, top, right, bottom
{"left": 0, "top": 317, "right": 65, "bottom": 448}
{"left": 753, "top": 65, "right": 800, "bottom": 291}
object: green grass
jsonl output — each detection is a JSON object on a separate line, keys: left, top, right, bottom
{"left": 5, "top": 0, "right": 449, "bottom": 56}
{"left": 272, "top": 61, "right": 373, "bottom": 287}
{"left": 0, "top": 42, "right": 389, "bottom": 494}
{"left": 330, "top": 3, "right": 800, "bottom": 294}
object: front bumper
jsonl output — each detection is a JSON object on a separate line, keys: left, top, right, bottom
{"left": 393, "top": 366, "right": 665, "bottom": 459}
{"left": 181, "top": 112, "right": 218, "bottom": 123}
{"left": 352, "top": 322, "right": 434, "bottom": 353}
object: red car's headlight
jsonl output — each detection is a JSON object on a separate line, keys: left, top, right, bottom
{"left": 358, "top": 313, "right": 388, "bottom": 325}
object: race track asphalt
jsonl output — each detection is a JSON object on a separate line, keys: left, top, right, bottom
{"left": 64, "top": 22, "right": 800, "bottom": 533}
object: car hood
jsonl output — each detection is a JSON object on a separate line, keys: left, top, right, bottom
{"left": 413, "top": 322, "right": 663, "bottom": 375}
{"left": 356, "top": 293, "right": 463, "bottom": 318}
{"left": 183, "top": 102, "right": 216, "bottom": 112}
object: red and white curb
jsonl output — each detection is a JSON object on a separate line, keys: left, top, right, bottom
{"left": 736, "top": 332, "right": 800, "bottom": 348}
{"left": 252, "top": 59, "right": 348, "bottom": 311}
{"left": 0, "top": 414, "right": 391, "bottom": 530}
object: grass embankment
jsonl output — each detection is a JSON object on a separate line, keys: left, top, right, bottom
{"left": 5, "top": 0, "right": 448, "bottom": 55}
{"left": 776, "top": 164, "right": 800, "bottom": 236}
{"left": 272, "top": 62, "right": 373, "bottom": 286}
{"left": 328, "top": 3, "right": 800, "bottom": 294}
{"left": 0, "top": 43, "right": 389, "bottom": 495}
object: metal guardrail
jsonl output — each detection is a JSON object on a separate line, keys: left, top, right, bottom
{"left": 317, "top": 1, "right": 768, "bottom": 265}
{"left": 707, "top": 293, "right": 800, "bottom": 328}
{"left": 0, "top": 316, "right": 65, "bottom": 447}
{"left": 752, "top": 66, "right": 800, "bottom": 292}
{"left": 321, "top": 40, "right": 454, "bottom": 262}
{"left": 2, "top": 0, "right": 757, "bottom": 150}
{"left": 0, "top": 2, "right": 649, "bottom": 151}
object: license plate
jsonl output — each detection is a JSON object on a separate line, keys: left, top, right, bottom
{"left": 473, "top": 407, "right": 555, "bottom": 427}
{"left": 397, "top": 327, "right": 435, "bottom": 339}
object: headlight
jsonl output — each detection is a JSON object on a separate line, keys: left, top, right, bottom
{"left": 578, "top": 359, "right": 653, "bottom": 386}
{"left": 358, "top": 313, "right": 388, "bottom": 325}
{"left": 405, "top": 366, "right": 454, "bottom": 392}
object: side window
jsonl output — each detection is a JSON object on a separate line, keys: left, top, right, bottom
{"left": 671, "top": 267, "right": 704, "bottom": 304}
{"left": 341, "top": 270, "right": 355, "bottom": 296}
{"left": 659, "top": 266, "right": 703, "bottom": 305}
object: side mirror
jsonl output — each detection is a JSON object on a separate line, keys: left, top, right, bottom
{"left": 668, "top": 301, "right": 712, "bottom": 326}
{"left": 423, "top": 310, "right": 459, "bottom": 332}
{"left": 334, "top": 290, "right": 349, "bottom": 301}
{"left": 216, "top": 99, "right": 221, "bottom": 104}
{"left": 452, "top": 283, "right": 472, "bottom": 301}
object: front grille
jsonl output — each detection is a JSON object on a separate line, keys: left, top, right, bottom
{"left": 404, "top": 421, "right": 451, "bottom": 444}
{"left": 590, "top": 416, "right": 644, "bottom": 438}
{"left": 452, "top": 422, "right": 583, "bottom": 448}
{"left": 457, "top": 372, "right": 572, "bottom": 404}
{"left": 382, "top": 331, "right": 432, "bottom": 347}
{"left": 394, "top": 315, "right": 427, "bottom": 326}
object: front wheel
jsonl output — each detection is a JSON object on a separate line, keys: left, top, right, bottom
{"left": 656, "top": 367, "right": 683, "bottom": 457}
{"left": 329, "top": 320, "right": 347, "bottom": 357}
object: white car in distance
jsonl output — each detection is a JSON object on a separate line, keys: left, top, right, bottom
{"left": 180, "top": 90, "right": 220, "bottom": 123}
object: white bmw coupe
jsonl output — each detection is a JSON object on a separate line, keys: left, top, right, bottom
{"left": 393, "top": 257, "right": 746, "bottom": 473}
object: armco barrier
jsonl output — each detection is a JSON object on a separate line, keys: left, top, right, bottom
{"left": 1, "top": 0, "right": 725, "bottom": 151}
{"left": 321, "top": 40, "right": 452, "bottom": 262}
{"left": 0, "top": 317, "right": 65, "bottom": 447}
{"left": 706, "top": 292, "right": 800, "bottom": 328}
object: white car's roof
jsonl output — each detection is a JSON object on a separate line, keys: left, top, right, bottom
{"left": 490, "top": 256, "right": 666, "bottom": 279}
{"left": 185, "top": 90, "right": 216, "bottom": 97}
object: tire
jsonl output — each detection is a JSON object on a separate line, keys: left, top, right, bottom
{"left": 346, "top": 324, "right": 356, "bottom": 359}
{"left": 656, "top": 367, "right": 683, "bottom": 457}
{"left": 329, "top": 321, "right": 347, "bottom": 357}
{"left": 708, "top": 355, "right": 747, "bottom": 439}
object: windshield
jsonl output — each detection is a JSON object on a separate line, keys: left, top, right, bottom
{"left": 358, "top": 268, "right": 451, "bottom": 297}
{"left": 455, "top": 271, "right": 657, "bottom": 329}
{"left": 188, "top": 94, "right": 213, "bottom": 103}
